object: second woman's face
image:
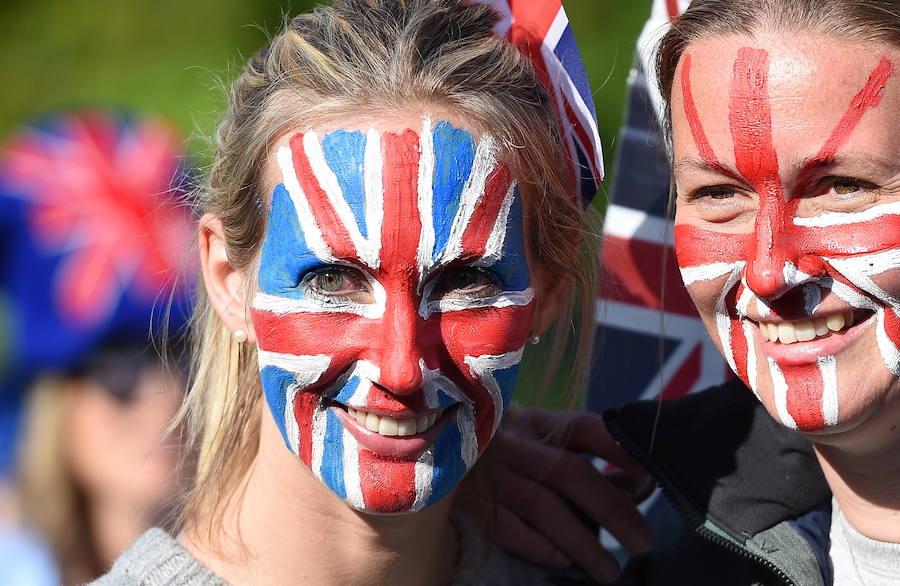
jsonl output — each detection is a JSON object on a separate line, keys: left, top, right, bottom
{"left": 671, "top": 34, "right": 900, "bottom": 445}
{"left": 250, "top": 116, "right": 536, "bottom": 513}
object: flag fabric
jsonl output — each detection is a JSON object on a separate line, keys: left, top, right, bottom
{"left": 589, "top": 0, "right": 730, "bottom": 414}
{"left": 252, "top": 121, "right": 534, "bottom": 512}
{"left": 477, "top": 0, "right": 605, "bottom": 207}
{"left": 0, "top": 110, "right": 194, "bottom": 473}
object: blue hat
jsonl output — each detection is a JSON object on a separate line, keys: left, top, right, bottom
{"left": 0, "top": 109, "right": 195, "bottom": 474}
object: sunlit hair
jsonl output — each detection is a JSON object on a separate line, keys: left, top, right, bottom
{"left": 656, "top": 0, "right": 900, "bottom": 136}
{"left": 172, "top": 0, "right": 601, "bottom": 540}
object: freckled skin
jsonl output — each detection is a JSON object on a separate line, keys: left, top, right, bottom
{"left": 671, "top": 34, "right": 900, "bottom": 450}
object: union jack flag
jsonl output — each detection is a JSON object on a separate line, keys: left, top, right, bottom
{"left": 589, "top": 0, "right": 728, "bottom": 414}
{"left": 478, "top": 0, "right": 604, "bottom": 206}
{"left": 251, "top": 120, "right": 535, "bottom": 512}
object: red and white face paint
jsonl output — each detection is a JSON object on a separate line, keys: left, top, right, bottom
{"left": 671, "top": 37, "right": 900, "bottom": 433}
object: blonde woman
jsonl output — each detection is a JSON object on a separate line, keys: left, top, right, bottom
{"left": 94, "top": 1, "right": 649, "bottom": 584}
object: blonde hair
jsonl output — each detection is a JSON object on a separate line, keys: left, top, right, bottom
{"left": 656, "top": 0, "right": 900, "bottom": 134}
{"left": 174, "top": 0, "right": 600, "bottom": 538}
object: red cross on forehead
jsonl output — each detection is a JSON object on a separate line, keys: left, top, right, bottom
{"left": 675, "top": 48, "right": 897, "bottom": 289}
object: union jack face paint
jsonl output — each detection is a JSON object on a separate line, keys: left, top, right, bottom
{"left": 671, "top": 40, "right": 900, "bottom": 433}
{"left": 251, "top": 119, "right": 534, "bottom": 513}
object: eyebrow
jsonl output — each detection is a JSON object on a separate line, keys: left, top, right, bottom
{"left": 672, "top": 157, "right": 745, "bottom": 183}
{"left": 793, "top": 150, "right": 899, "bottom": 178}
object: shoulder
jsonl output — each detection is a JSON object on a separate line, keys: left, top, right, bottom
{"left": 91, "top": 528, "right": 225, "bottom": 586}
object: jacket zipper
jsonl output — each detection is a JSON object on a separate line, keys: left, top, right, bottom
{"left": 603, "top": 414, "right": 795, "bottom": 586}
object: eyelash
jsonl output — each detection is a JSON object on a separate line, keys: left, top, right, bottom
{"left": 684, "top": 184, "right": 744, "bottom": 202}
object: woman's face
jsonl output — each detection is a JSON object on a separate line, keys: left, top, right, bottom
{"left": 671, "top": 34, "right": 900, "bottom": 444}
{"left": 251, "top": 115, "right": 538, "bottom": 513}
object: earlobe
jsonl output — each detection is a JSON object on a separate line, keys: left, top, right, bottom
{"left": 198, "top": 213, "right": 256, "bottom": 344}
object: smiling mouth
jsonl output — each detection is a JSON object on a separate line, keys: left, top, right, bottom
{"left": 342, "top": 406, "right": 446, "bottom": 437}
{"left": 755, "top": 309, "right": 873, "bottom": 344}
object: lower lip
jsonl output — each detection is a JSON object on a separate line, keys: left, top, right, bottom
{"left": 755, "top": 313, "right": 876, "bottom": 365}
{"left": 334, "top": 405, "right": 456, "bottom": 459}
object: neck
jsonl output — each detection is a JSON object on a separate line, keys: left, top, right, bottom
{"left": 185, "top": 415, "right": 458, "bottom": 585}
{"left": 813, "top": 417, "right": 900, "bottom": 543}
{"left": 89, "top": 496, "right": 149, "bottom": 570}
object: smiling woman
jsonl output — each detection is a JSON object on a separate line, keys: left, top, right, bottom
{"left": 90, "top": 1, "right": 608, "bottom": 585}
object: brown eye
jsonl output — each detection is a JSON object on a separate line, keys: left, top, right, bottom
{"left": 833, "top": 179, "right": 861, "bottom": 195}
{"left": 706, "top": 186, "right": 736, "bottom": 200}
{"left": 432, "top": 266, "right": 501, "bottom": 300}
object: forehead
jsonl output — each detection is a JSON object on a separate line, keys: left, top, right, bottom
{"left": 670, "top": 34, "right": 899, "bottom": 166}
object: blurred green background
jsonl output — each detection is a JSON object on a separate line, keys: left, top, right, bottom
{"left": 0, "top": 0, "right": 651, "bottom": 181}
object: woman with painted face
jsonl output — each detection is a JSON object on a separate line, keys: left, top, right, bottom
{"left": 486, "top": 0, "right": 900, "bottom": 584}
{"left": 91, "top": 1, "right": 652, "bottom": 584}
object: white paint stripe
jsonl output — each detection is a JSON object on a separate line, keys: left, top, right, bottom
{"left": 410, "top": 447, "right": 434, "bottom": 512}
{"left": 421, "top": 360, "right": 463, "bottom": 410}
{"left": 257, "top": 349, "right": 331, "bottom": 385}
{"left": 793, "top": 201, "right": 900, "bottom": 227}
{"left": 304, "top": 132, "right": 379, "bottom": 268}
{"left": 309, "top": 406, "right": 328, "bottom": 482}
{"left": 439, "top": 135, "right": 497, "bottom": 265}
{"left": 416, "top": 116, "right": 436, "bottom": 278}
{"left": 603, "top": 204, "right": 673, "bottom": 245}
{"left": 479, "top": 181, "right": 517, "bottom": 267}
{"left": 742, "top": 320, "right": 760, "bottom": 399}
{"left": 767, "top": 357, "right": 798, "bottom": 430}
{"left": 252, "top": 285, "right": 386, "bottom": 319}
{"left": 818, "top": 355, "right": 839, "bottom": 426}
{"left": 422, "top": 288, "right": 534, "bottom": 318}
{"left": 821, "top": 275, "right": 881, "bottom": 311}
{"left": 681, "top": 261, "right": 742, "bottom": 286}
{"left": 714, "top": 264, "right": 745, "bottom": 373}
{"left": 464, "top": 347, "right": 524, "bottom": 436}
{"left": 782, "top": 261, "right": 813, "bottom": 288}
{"left": 363, "top": 129, "right": 384, "bottom": 269}
{"left": 827, "top": 250, "right": 900, "bottom": 280}
{"left": 455, "top": 405, "right": 478, "bottom": 469}
{"left": 736, "top": 285, "right": 754, "bottom": 317}
{"left": 285, "top": 384, "right": 301, "bottom": 455}
{"left": 341, "top": 361, "right": 380, "bottom": 409}
{"left": 875, "top": 308, "right": 900, "bottom": 377}
{"left": 342, "top": 427, "right": 365, "bottom": 509}
{"left": 277, "top": 146, "right": 334, "bottom": 262}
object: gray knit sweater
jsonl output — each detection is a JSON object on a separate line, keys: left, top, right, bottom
{"left": 91, "top": 514, "right": 557, "bottom": 585}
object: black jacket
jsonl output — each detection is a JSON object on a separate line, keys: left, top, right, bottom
{"left": 603, "top": 379, "right": 833, "bottom": 586}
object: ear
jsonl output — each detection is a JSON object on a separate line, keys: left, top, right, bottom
{"left": 199, "top": 213, "right": 256, "bottom": 344}
{"left": 531, "top": 275, "right": 570, "bottom": 336}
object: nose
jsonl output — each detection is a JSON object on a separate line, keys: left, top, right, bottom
{"left": 744, "top": 206, "right": 827, "bottom": 299}
{"left": 372, "top": 290, "right": 425, "bottom": 395}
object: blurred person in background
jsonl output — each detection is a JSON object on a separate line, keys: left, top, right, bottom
{"left": 0, "top": 110, "right": 194, "bottom": 584}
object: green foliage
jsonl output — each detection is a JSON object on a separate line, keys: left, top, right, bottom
{"left": 1, "top": 0, "right": 649, "bottom": 170}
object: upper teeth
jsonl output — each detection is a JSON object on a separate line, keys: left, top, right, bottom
{"left": 346, "top": 407, "right": 441, "bottom": 436}
{"left": 758, "top": 310, "right": 854, "bottom": 344}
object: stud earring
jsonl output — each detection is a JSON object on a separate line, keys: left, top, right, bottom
{"left": 234, "top": 329, "right": 247, "bottom": 343}
{"left": 530, "top": 334, "right": 540, "bottom": 345}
